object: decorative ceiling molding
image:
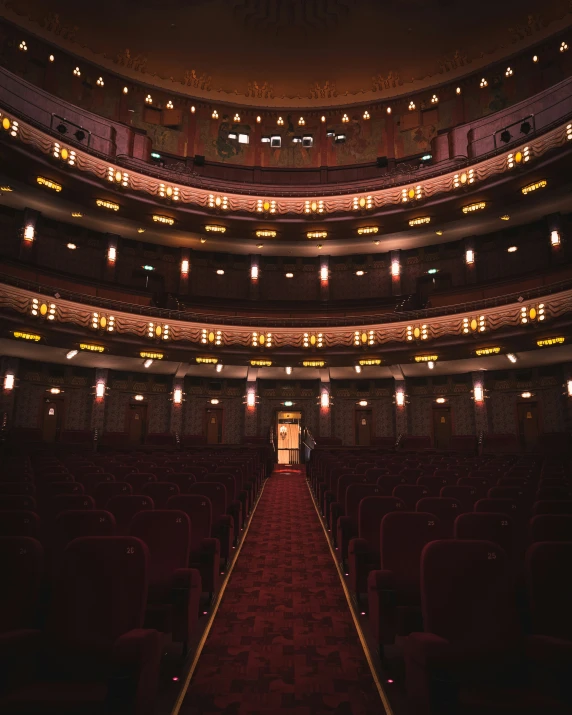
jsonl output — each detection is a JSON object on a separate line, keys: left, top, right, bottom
{"left": 4, "top": 103, "right": 570, "bottom": 215}
{"left": 1, "top": 5, "right": 571, "bottom": 107}
{"left": 2, "top": 281, "right": 571, "bottom": 352}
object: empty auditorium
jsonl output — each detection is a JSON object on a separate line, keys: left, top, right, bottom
{"left": 1, "top": 1, "right": 572, "bottom": 713}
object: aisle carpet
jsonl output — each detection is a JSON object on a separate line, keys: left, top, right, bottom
{"left": 179, "top": 466, "right": 384, "bottom": 715}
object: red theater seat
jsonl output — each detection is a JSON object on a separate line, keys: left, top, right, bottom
{"left": 457, "top": 476, "right": 492, "bottom": 500}
{"left": 46, "top": 494, "right": 95, "bottom": 522}
{"left": 454, "top": 512, "right": 514, "bottom": 561}
{"left": 404, "top": 540, "right": 522, "bottom": 714}
{"left": 206, "top": 473, "right": 243, "bottom": 533}
{"left": 368, "top": 512, "right": 440, "bottom": 648}
{"left": 141, "top": 481, "right": 180, "bottom": 509}
{"left": 532, "top": 500, "right": 572, "bottom": 516}
{"left": 525, "top": 542, "right": 572, "bottom": 708}
{"left": 187, "top": 482, "right": 234, "bottom": 562}
{"left": 0, "top": 536, "right": 161, "bottom": 715}
{"left": 130, "top": 510, "right": 201, "bottom": 653}
{"left": 417, "top": 475, "right": 449, "bottom": 495}
{"left": 52, "top": 510, "right": 116, "bottom": 556}
{"left": 0, "top": 510, "right": 41, "bottom": 538}
{"left": 335, "top": 482, "right": 381, "bottom": 559}
{"left": 529, "top": 515, "right": 572, "bottom": 543}
{"left": 0, "top": 536, "right": 43, "bottom": 634}
{"left": 348, "top": 496, "right": 405, "bottom": 596}
{"left": 416, "top": 497, "right": 462, "bottom": 536}
{"left": 168, "top": 473, "right": 197, "bottom": 494}
{"left": 392, "top": 484, "right": 429, "bottom": 511}
{"left": 106, "top": 495, "right": 154, "bottom": 535}
{"left": 93, "top": 481, "right": 132, "bottom": 509}
{"left": 0, "top": 482, "right": 35, "bottom": 496}
{"left": 125, "top": 473, "right": 157, "bottom": 494}
{"left": 535, "top": 486, "right": 572, "bottom": 501}
{"left": 440, "top": 485, "right": 478, "bottom": 512}
{"left": 0, "top": 495, "right": 37, "bottom": 511}
{"left": 167, "top": 495, "right": 220, "bottom": 596}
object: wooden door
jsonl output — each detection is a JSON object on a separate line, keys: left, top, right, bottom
{"left": 517, "top": 402, "right": 540, "bottom": 451}
{"left": 206, "top": 408, "right": 223, "bottom": 444}
{"left": 42, "top": 399, "right": 63, "bottom": 443}
{"left": 433, "top": 406, "right": 452, "bottom": 450}
{"left": 128, "top": 404, "right": 147, "bottom": 445}
{"left": 355, "top": 409, "right": 372, "bottom": 446}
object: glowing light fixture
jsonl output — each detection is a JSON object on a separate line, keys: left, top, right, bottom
{"left": 23, "top": 224, "right": 35, "bottom": 242}
{"left": 246, "top": 390, "right": 256, "bottom": 408}
{"left": 480, "top": 78, "right": 488, "bottom": 88}
{"left": 251, "top": 265, "right": 259, "bottom": 280}
{"left": 107, "top": 246, "right": 117, "bottom": 263}
{"left": 415, "top": 355, "right": 438, "bottom": 363}
{"left": 537, "top": 337, "right": 565, "bottom": 347}
{"left": 462, "top": 202, "right": 486, "bottom": 214}
{"left": 436, "top": 397, "right": 446, "bottom": 404}
{"left": 507, "top": 246, "right": 518, "bottom": 253}
{"left": 320, "top": 265, "right": 329, "bottom": 282}
{"left": 134, "top": 394, "right": 144, "bottom": 401}
{"left": 205, "top": 225, "right": 226, "bottom": 233}
{"left": 216, "top": 363, "right": 223, "bottom": 372}
{"left": 80, "top": 343, "right": 105, "bottom": 353}
{"left": 37, "top": 177, "right": 62, "bottom": 192}
{"left": 506, "top": 353, "right": 517, "bottom": 363}
{"left": 95, "top": 381, "right": 105, "bottom": 399}
{"left": 285, "top": 366, "right": 292, "bottom": 375}
{"left": 67, "top": 243, "right": 76, "bottom": 250}
{"left": 391, "top": 259, "right": 400, "bottom": 277}
{"left": 409, "top": 217, "right": 431, "bottom": 227}
{"left": 521, "top": 392, "right": 532, "bottom": 399}
{"left": 143, "top": 359, "right": 153, "bottom": 368}
{"left": 476, "top": 347, "right": 501, "bottom": 356}
{"left": 465, "top": 249, "right": 475, "bottom": 264}
{"left": 66, "top": 350, "right": 78, "bottom": 359}
{"left": 357, "top": 226, "right": 378, "bottom": 235}
{"left": 153, "top": 215, "right": 174, "bottom": 225}
{"left": 307, "top": 231, "right": 327, "bottom": 240}
{"left": 395, "top": 390, "right": 405, "bottom": 407}
{"left": 473, "top": 385, "right": 484, "bottom": 403}
{"left": 551, "top": 230, "right": 561, "bottom": 246}
{"left": 304, "top": 360, "right": 325, "bottom": 368}
{"left": 256, "top": 230, "right": 276, "bottom": 238}
{"left": 522, "top": 180, "right": 547, "bottom": 195}
{"left": 181, "top": 259, "right": 189, "bottom": 275}
{"left": 567, "top": 380, "right": 572, "bottom": 397}
{"left": 354, "top": 365, "right": 362, "bottom": 373}
{"left": 12, "top": 331, "right": 41, "bottom": 342}
{"left": 358, "top": 400, "right": 368, "bottom": 407}
{"left": 3, "top": 373, "right": 15, "bottom": 391}
{"left": 96, "top": 199, "right": 119, "bottom": 211}
{"left": 320, "top": 391, "right": 330, "bottom": 408}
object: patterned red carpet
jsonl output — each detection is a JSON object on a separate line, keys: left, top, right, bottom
{"left": 179, "top": 466, "right": 385, "bottom": 715}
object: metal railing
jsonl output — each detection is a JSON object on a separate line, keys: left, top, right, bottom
{"left": 2, "top": 271, "right": 572, "bottom": 329}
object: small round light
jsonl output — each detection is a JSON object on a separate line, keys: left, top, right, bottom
{"left": 507, "top": 246, "right": 518, "bottom": 253}
{"left": 285, "top": 272, "right": 294, "bottom": 278}
{"left": 355, "top": 270, "right": 365, "bottom": 276}
{"left": 216, "top": 269, "right": 225, "bottom": 275}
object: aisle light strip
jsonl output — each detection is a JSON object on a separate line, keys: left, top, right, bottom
{"left": 307, "top": 480, "right": 394, "bottom": 715}
{"left": 170, "top": 479, "right": 269, "bottom": 715}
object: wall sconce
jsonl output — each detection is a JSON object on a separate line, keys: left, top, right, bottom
{"left": 391, "top": 259, "right": 400, "bottom": 277}
{"left": 465, "top": 249, "right": 475, "bottom": 265}
{"left": 395, "top": 390, "right": 406, "bottom": 407}
{"left": 320, "top": 265, "right": 329, "bottom": 282}
{"left": 23, "top": 224, "right": 35, "bottom": 242}
{"left": 216, "top": 363, "right": 223, "bottom": 372}
{"left": 181, "top": 259, "right": 190, "bottom": 275}
{"left": 107, "top": 246, "right": 117, "bottom": 263}
{"left": 354, "top": 365, "right": 362, "bottom": 373}
{"left": 567, "top": 380, "right": 572, "bottom": 397}
{"left": 320, "top": 391, "right": 330, "bottom": 409}
{"left": 95, "top": 381, "right": 106, "bottom": 399}
{"left": 246, "top": 390, "right": 256, "bottom": 408}
{"left": 473, "top": 385, "right": 485, "bottom": 403}
{"left": 134, "top": 394, "right": 144, "bottom": 401}
{"left": 285, "top": 366, "right": 292, "bottom": 375}
{"left": 3, "top": 373, "right": 15, "bottom": 391}
{"left": 173, "top": 387, "right": 184, "bottom": 404}
{"left": 551, "top": 230, "right": 561, "bottom": 247}
{"left": 251, "top": 265, "right": 259, "bottom": 280}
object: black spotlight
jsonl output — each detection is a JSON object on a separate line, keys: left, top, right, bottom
{"left": 74, "top": 130, "right": 86, "bottom": 142}
{"left": 520, "top": 121, "right": 532, "bottom": 135}
{"left": 500, "top": 130, "right": 512, "bottom": 144}
{"left": 56, "top": 123, "right": 67, "bottom": 134}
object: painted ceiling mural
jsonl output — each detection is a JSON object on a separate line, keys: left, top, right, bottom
{"left": 1, "top": 0, "right": 571, "bottom": 100}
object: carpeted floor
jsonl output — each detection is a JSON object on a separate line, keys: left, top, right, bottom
{"left": 179, "top": 466, "right": 385, "bottom": 715}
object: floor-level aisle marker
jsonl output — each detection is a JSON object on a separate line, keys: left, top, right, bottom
{"left": 169, "top": 477, "right": 269, "bottom": 715}
{"left": 306, "top": 473, "right": 395, "bottom": 715}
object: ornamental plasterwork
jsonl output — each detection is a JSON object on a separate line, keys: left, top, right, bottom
{"left": 2, "top": 282, "right": 572, "bottom": 351}
{"left": 3, "top": 106, "right": 570, "bottom": 216}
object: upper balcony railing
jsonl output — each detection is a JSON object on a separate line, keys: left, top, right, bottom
{"left": 1, "top": 67, "right": 572, "bottom": 195}
{"left": 2, "top": 270, "right": 572, "bottom": 329}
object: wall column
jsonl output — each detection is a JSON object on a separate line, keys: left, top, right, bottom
{"left": 179, "top": 248, "right": 190, "bottom": 295}
{"left": 104, "top": 234, "right": 119, "bottom": 282}
{"left": 390, "top": 249, "right": 402, "bottom": 296}
{"left": 91, "top": 368, "right": 108, "bottom": 436}
{"left": 244, "top": 368, "right": 258, "bottom": 438}
{"left": 464, "top": 236, "right": 477, "bottom": 285}
{"left": 170, "top": 373, "right": 185, "bottom": 437}
{"left": 318, "top": 370, "right": 332, "bottom": 438}
{"left": 319, "top": 255, "right": 330, "bottom": 301}
{"left": 471, "top": 371, "right": 490, "bottom": 434}
{"left": 394, "top": 378, "right": 409, "bottom": 439}
{"left": 0, "top": 356, "right": 19, "bottom": 432}
{"left": 249, "top": 254, "right": 260, "bottom": 300}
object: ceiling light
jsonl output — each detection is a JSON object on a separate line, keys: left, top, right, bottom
{"left": 0, "top": 185, "right": 13, "bottom": 192}
{"left": 506, "top": 353, "right": 517, "bottom": 363}
{"left": 307, "top": 231, "right": 327, "bottom": 240}
{"left": 140, "top": 351, "right": 163, "bottom": 360}
{"left": 285, "top": 272, "right": 294, "bottom": 278}
{"left": 67, "top": 243, "right": 77, "bottom": 250}
{"left": 216, "top": 363, "right": 223, "bottom": 372}
{"left": 357, "top": 226, "right": 378, "bottom": 235}
{"left": 354, "top": 365, "right": 362, "bottom": 373}
{"left": 427, "top": 361, "right": 435, "bottom": 370}
{"left": 200, "top": 238, "right": 206, "bottom": 243}
{"left": 216, "top": 269, "right": 225, "bottom": 275}
{"left": 522, "top": 180, "right": 547, "bottom": 195}
{"left": 409, "top": 217, "right": 431, "bottom": 227}
{"left": 153, "top": 215, "right": 174, "bottom": 225}
{"left": 462, "top": 202, "right": 486, "bottom": 214}
{"left": 435, "top": 230, "right": 443, "bottom": 236}
{"left": 80, "top": 343, "right": 105, "bottom": 353}
{"left": 316, "top": 244, "right": 323, "bottom": 249}
{"left": 507, "top": 246, "right": 518, "bottom": 253}
{"left": 256, "top": 243, "right": 264, "bottom": 248}
{"left": 285, "top": 366, "right": 292, "bottom": 375}
{"left": 71, "top": 212, "right": 83, "bottom": 218}
{"left": 96, "top": 199, "right": 119, "bottom": 211}
{"left": 37, "top": 177, "right": 62, "bottom": 192}
{"left": 205, "top": 225, "right": 226, "bottom": 233}
{"left": 256, "top": 230, "right": 276, "bottom": 238}
{"left": 500, "top": 215, "right": 510, "bottom": 221}
{"left": 143, "top": 359, "right": 153, "bottom": 368}
{"left": 537, "top": 337, "right": 565, "bottom": 347}
{"left": 476, "top": 347, "right": 501, "bottom": 356}
{"left": 66, "top": 349, "right": 78, "bottom": 359}
{"left": 13, "top": 331, "right": 41, "bottom": 342}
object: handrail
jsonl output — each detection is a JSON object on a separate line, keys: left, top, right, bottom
{"left": 2, "top": 271, "right": 572, "bottom": 328}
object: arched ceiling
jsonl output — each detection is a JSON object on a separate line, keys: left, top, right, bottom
{"left": 5, "top": 0, "right": 572, "bottom": 103}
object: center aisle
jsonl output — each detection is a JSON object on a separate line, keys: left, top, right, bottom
{"left": 177, "top": 466, "right": 386, "bottom": 715}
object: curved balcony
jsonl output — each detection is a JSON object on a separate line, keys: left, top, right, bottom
{"left": 1, "top": 66, "right": 572, "bottom": 197}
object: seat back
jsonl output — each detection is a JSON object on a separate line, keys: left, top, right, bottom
{"left": 52, "top": 510, "right": 116, "bottom": 556}
{"left": 48, "top": 494, "right": 95, "bottom": 520}
{"left": 392, "top": 485, "right": 429, "bottom": 511}
{"left": 529, "top": 514, "right": 572, "bottom": 543}
{"left": 380, "top": 512, "right": 440, "bottom": 596}
{"left": 532, "top": 500, "right": 572, "bottom": 516}
{"left": 526, "top": 542, "right": 572, "bottom": 641}
{"left": 0, "top": 536, "right": 44, "bottom": 633}
{"left": 167, "top": 495, "right": 213, "bottom": 559}
{"left": 416, "top": 476, "right": 449, "bottom": 496}
{"left": 47, "top": 536, "right": 148, "bottom": 664}
{"left": 358, "top": 496, "right": 405, "bottom": 557}
{"left": 141, "top": 481, "right": 180, "bottom": 509}
{"left": 93, "top": 481, "right": 132, "bottom": 509}
{"left": 345, "top": 483, "right": 381, "bottom": 524}
{"left": 125, "top": 473, "right": 157, "bottom": 494}
{"left": 420, "top": 539, "right": 519, "bottom": 645}
{"left": 106, "top": 495, "right": 154, "bottom": 534}
{"left": 440, "top": 485, "right": 478, "bottom": 512}
{"left": 187, "top": 482, "right": 227, "bottom": 522}
{"left": 416, "top": 497, "right": 462, "bottom": 536}
{"left": 457, "top": 477, "right": 492, "bottom": 500}
{"left": 206, "top": 473, "right": 237, "bottom": 501}
{"left": 130, "top": 510, "right": 191, "bottom": 600}
{"left": 535, "top": 486, "right": 572, "bottom": 501}
{"left": 168, "top": 474, "right": 197, "bottom": 494}
{"left": 0, "top": 495, "right": 37, "bottom": 511}
{"left": 454, "top": 512, "right": 514, "bottom": 558}
{"left": 0, "top": 510, "right": 40, "bottom": 538}
{"left": 0, "top": 482, "right": 35, "bottom": 496}
{"left": 376, "top": 474, "right": 407, "bottom": 495}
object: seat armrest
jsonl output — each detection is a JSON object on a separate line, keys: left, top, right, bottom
{"left": 404, "top": 632, "right": 453, "bottom": 665}
{"left": 109, "top": 629, "right": 162, "bottom": 715}
{"left": 348, "top": 537, "right": 369, "bottom": 556}
{"left": 111, "top": 628, "right": 161, "bottom": 670}
{"left": 172, "top": 567, "right": 201, "bottom": 592}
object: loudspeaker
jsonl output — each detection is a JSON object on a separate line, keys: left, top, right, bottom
{"left": 194, "top": 154, "right": 205, "bottom": 167}
{"left": 376, "top": 156, "right": 388, "bottom": 168}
